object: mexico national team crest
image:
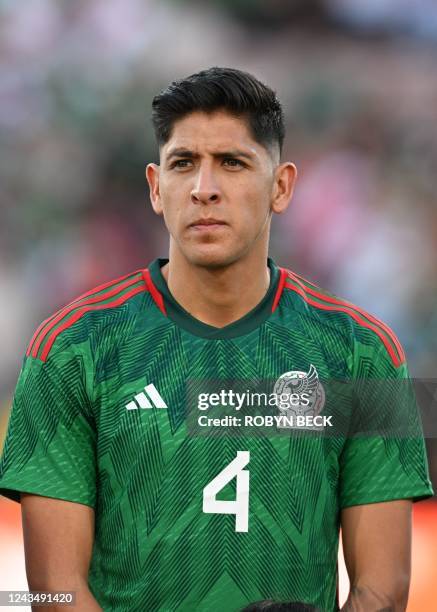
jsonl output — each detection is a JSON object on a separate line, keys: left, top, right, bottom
{"left": 273, "top": 364, "right": 326, "bottom": 429}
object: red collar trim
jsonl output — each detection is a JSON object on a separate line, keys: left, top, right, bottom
{"left": 143, "top": 268, "right": 167, "bottom": 315}
{"left": 271, "top": 267, "right": 287, "bottom": 313}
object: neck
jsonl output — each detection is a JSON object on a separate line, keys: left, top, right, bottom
{"left": 161, "top": 247, "right": 271, "bottom": 328}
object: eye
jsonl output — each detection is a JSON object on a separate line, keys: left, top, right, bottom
{"left": 171, "top": 159, "right": 193, "bottom": 169}
{"left": 223, "top": 158, "right": 245, "bottom": 169}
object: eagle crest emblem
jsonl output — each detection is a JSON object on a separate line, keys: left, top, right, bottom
{"left": 273, "top": 364, "right": 325, "bottom": 422}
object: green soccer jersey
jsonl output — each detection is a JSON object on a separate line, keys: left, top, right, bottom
{"left": 0, "top": 258, "right": 433, "bottom": 612}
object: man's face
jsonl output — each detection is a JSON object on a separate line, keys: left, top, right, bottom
{"left": 146, "top": 110, "right": 293, "bottom": 268}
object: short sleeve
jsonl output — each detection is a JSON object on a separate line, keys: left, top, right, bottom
{"left": 0, "top": 341, "right": 96, "bottom": 507}
{"left": 339, "top": 328, "right": 434, "bottom": 509}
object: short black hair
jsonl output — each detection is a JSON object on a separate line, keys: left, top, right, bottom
{"left": 240, "top": 601, "right": 318, "bottom": 612}
{"left": 151, "top": 67, "right": 285, "bottom": 154}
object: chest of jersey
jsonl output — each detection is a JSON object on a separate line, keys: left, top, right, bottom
{"left": 87, "top": 319, "right": 348, "bottom": 610}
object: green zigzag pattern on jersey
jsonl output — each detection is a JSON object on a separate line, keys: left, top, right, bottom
{"left": 88, "top": 328, "right": 339, "bottom": 610}
{"left": 131, "top": 436, "right": 311, "bottom": 610}
{"left": 2, "top": 352, "right": 90, "bottom": 473}
{"left": 279, "top": 292, "right": 353, "bottom": 370}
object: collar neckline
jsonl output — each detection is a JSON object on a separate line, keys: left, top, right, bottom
{"left": 145, "top": 257, "right": 282, "bottom": 339}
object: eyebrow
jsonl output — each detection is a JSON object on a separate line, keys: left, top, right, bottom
{"left": 165, "top": 148, "right": 255, "bottom": 161}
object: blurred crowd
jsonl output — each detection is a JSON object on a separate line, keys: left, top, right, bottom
{"left": 0, "top": 0, "right": 436, "bottom": 483}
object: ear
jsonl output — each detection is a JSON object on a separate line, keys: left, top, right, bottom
{"left": 271, "top": 162, "right": 297, "bottom": 215}
{"left": 146, "top": 163, "right": 163, "bottom": 215}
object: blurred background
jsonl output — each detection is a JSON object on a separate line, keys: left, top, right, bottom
{"left": 0, "top": 0, "right": 436, "bottom": 609}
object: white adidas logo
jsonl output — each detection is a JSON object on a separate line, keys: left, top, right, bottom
{"left": 125, "top": 384, "right": 168, "bottom": 410}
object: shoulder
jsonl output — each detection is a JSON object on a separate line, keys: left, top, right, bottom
{"left": 279, "top": 267, "right": 405, "bottom": 368}
{"left": 26, "top": 268, "right": 149, "bottom": 363}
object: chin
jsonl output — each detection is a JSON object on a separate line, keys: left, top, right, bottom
{"left": 184, "top": 245, "right": 241, "bottom": 269}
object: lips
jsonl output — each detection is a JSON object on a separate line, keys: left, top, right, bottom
{"left": 189, "top": 218, "right": 227, "bottom": 228}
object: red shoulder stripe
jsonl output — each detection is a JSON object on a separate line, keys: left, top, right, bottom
{"left": 271, "top": 268, "right": 288, "bottom": 313}
{"left": 39, "top": 283, "right": 147, "bottom": 362}
{"left": 27, "top": 270, "right": 144, "bottom": 358}
{"left": 284, "top": 278, "right": 403, "bottom": 367}
{"left": 142, "top": 269, "right": 167, "bottom": 315}
{"left": 287, "top": 270, "right": 405, "bottom": 363}
{"left": 27, "top": 271, "right": 144, "bottom": 359}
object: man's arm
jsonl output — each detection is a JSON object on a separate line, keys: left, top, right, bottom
{"left": 340, "top": 499, "right": 412, "bottom": 612}
{"left": 21, "top": 493, "right": 101, "bottom": 612}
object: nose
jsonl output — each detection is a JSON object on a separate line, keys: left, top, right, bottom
{"left": 191, "top": 165, "right": 221, "bottom": 205}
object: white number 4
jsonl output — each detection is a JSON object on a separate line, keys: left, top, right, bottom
{"left": 202, "top": 451, "right": 250, "bottom": 532}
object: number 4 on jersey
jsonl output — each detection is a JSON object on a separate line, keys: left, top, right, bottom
{"left": 202, "top": 451, "right": 250, "bottom": 532}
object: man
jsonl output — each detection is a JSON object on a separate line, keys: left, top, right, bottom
{"left": 0, "top": 67, "right": 433, "bottom": 612}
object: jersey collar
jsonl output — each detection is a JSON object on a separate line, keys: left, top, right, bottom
{"left": 144, "top": 257, "right": 283, "bottom": 339}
